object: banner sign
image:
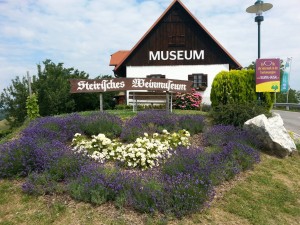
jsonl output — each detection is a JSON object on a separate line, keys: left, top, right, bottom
{"left": 280, "top": 58, "right": 291, "bottom": 93}
{"left": 70, "top": 78, "right": 193, "bottom": 93}
{"left": 256, "top": 58, "right": 281, "bottom": 92}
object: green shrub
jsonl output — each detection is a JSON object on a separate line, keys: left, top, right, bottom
{"left": 200, "top": 103, "right": 211, "bottom": 112}
{"left": 210, "top": 69, "right": 274, "bottom": 126}
{"left": 26, "top": 93, "right": 40, "bottom": 120}
{"left": 210, "top": 69, "right": 274, "bottom": 110}
{"left": 210, "top": 101, "right": 271, "bottom": 127}
{"left": 115, "top": 104, "right": 132, "bottom": 110}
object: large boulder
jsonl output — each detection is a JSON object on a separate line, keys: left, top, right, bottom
{"left": 244, "top": 113, "right": 297, "bottom": 157}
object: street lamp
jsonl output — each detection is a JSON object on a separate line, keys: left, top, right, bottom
{"left": 246, "top": 0, "right": 273, "bottom": 59}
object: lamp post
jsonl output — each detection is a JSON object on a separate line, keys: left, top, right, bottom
{"left": 246, "top": 0, "right": 273, "bottom": 59}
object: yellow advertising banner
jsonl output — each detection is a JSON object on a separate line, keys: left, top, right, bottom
{"left": 256, "top": 81, "right": 280, "bottom": 92}
{"left": 256, "top": 58, "right": 280, "bottom": 92}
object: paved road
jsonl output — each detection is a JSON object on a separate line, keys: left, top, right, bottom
{"left": 272, "top": 110, "right": 300, "bottom": 137}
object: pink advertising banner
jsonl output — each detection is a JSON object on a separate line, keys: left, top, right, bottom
{"left": 256, "top": 58, "right": 281, "bottom": 92}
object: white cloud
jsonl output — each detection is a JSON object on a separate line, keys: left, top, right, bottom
{"left": 0, "top": 0, "right": 299, "bottom": 93}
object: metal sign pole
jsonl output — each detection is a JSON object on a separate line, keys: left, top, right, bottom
{"left": 99, "top": 93, "right": 103, "bottom": 112}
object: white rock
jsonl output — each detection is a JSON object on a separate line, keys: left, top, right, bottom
{"left": 244, "top": 113, "right": 297, "bottom": 157}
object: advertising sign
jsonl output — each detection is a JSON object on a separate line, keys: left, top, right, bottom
{"left": 280, "top": 58, "right": 291, "bottom": 93}
{"left": 256, "top": 58, "right": 280, "bottom": 92}
{"left": 70, "top": 78, "right": 193, "bottom": 93}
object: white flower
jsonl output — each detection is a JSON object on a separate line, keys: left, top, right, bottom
{"left": 162, "top": 129, "right": 169, "bottom": 134}
{"left": 153, "top": 133, "right": 159, "bottom": 138}
{"left": 102, "top": 139, "right": 112, "bottom": 145}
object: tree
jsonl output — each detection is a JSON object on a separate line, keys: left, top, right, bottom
{"left": 275, "top": 89, "right": 300, "bottom": 103}
{"left": 34, "top": 59, "right": 99, "bottom": 116}
{"left": 0, "top": 76, "right": 29, "bottom": 127}
{"left": 0, "top": 60, "right": 118, "bottom": 126}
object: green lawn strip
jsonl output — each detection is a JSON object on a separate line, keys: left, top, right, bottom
{"left": 218, "top": 154, "right": 300, "bottom": 225}
{"left": 0, "top": 179, "right": 66, "bottom": 225}
{"left": 0, "top": 179, "right": 147, "bottom": 225}
{"left": 0, "top": 120, "right": 10, "bottom": 131}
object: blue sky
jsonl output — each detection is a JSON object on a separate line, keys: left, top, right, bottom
{"left": 0, "top": 0, "right": 299, "bottom": 93}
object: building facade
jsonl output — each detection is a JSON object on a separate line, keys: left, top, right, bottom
{"left": 110, "top": 0, "right": 241, "bottom": 105}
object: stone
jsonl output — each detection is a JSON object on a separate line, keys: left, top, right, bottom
{"left": 244, "top": 113, "right": 297, "bottom": 157}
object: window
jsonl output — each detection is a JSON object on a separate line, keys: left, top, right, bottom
{"left": 188, "top": 74, "right": 207, "bottom": 90}
{"left": 147, "top": 74, "right": 166, "bottom": 79}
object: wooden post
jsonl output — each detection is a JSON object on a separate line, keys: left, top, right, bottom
{"left": 132, "top": 92, "right": 135, "bottom": 112}
{"left": 99, "top": 93, "right": 103, "bottom": 112}
{"left": 170, "top": 93, "right": 173, "bottom": 113}
{"left": 27, "top": 71, "right": 32, "bottom": 96}
{"left": 166, "top": 92, "right": 170, "bottom": 112}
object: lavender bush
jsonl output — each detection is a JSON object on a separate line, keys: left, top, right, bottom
{"left": 68, "top": 163, "right": 124, "bottom": 204}
{"left": 0, "top": 114, "right": 87, "bottom": 178}
{"left": 177, "top": 115, "right": 205, "bottom": 134}
{"left": 201, "top": 142, "right": 260, "bottom": 185}
{"left": 120, "top": 110, "right": 205, "bottom": 142}
{"left": 123, "top": 165, "right": 214, "bottom": 217}
{"left": 120, "top": 110, "right": 178, "bottom": 142}
{"left": 22, "top": 114, "right": 83, "bottom": 143}
{"left": 22, "top": 172, "right": 61, "bottom": 195}
{"left": 0, "top": 110, "right": 261, "bottom": 218}
{"left": 0, "top": 137, "right": 36, "bottom": 177}
{"left": 162, "top": 173, "right": 214, "bottom": 217}
{"left": 123, "top": 173, "right": 165, "bottom": 214}
{"left": 204, "top": 125, "right": 262, "bottom": 149}
{"left": 79, "top": 112, "right": 123, "bottom": 138}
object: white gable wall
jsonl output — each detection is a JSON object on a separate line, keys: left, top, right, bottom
{"left": 126, "top": 64, "right": 229, "bottom": 104}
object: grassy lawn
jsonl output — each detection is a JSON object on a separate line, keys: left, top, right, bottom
{"left": 0, "top": 119, "right": 9, "bottom": 131}
{"left": 1, "top": 152, "right": 299, "bottom": 225}
{"left": 106, "top": 109, "right": 208, "bottom": 119}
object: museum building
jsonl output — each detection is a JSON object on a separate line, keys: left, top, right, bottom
{"left": 109, "top": 0, "right": 241, "bottom": 105}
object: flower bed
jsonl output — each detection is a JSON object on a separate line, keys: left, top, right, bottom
{"left": 0, "top": 111, "right": 260, "bottom": 218}
{"left": 72, "top": 129, "right": 190, "bottom": 170}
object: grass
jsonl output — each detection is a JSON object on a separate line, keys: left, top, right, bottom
{"left": 1, "top": 153, "right": 299, "bottom": 225}
{"left": 0, "top": 119, "right": 9, "bottom": 131}
{"left": 106, "top": 109, "right": 207, "bottom": 119}
{"left": 220, "top": 154, "right": 300, "bottom": 225}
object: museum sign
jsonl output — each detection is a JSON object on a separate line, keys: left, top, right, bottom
{"left": 70, "top": 78, "right": 193, "bottom": 93}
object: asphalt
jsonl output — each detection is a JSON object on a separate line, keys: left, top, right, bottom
{"left": 272, "top": 110, "right": 300, "bottom": 138}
